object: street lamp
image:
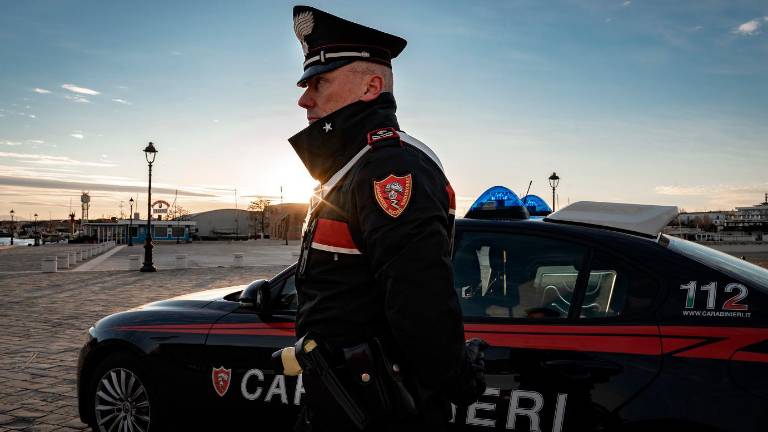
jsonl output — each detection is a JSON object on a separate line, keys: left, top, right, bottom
{"left": 34, "top": 213, "right": 38, "bottom": 246}
{"left": 9, "top": 209, "right": 14, "bottom": 245}
{"left": 548, "top": 172, "right": 560, "bottom": 211}
{"left": 128, "top": 197, "right": 134, "bottom": 246}
{"left": 140, "top": 142, "right": 157, "bottom": 272}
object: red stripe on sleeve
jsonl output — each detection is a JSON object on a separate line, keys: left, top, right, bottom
{"left": 313, "top": 218, "right": 359, "bottom": 250}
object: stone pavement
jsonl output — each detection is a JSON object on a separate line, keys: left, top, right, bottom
{"left": 59, "top": 240, "right": 300, "bottom": 271}
{"left": 0, "top": 244, "right": 111, "bottom": 274}
{"left": 0, "top": 266, "right": 288, "bottom": 431}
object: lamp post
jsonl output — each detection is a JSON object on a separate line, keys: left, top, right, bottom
{"left": 9, "top": 209, "right": 14, "bottom": 245}
{"left": 34, "top": 213, "right": 38, "bottom": 246}
{"left": 548, "top": 172, "right": 560, "bottom": 211}
{"left": 128, "top": 197, "right": 134, "bottom": 246}
{"left": 140, "top": 142, "right": 157, "bottom": 272}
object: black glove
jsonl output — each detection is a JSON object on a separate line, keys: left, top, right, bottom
{"left": 451, "top": 338, "right": 489, "bottom": 406}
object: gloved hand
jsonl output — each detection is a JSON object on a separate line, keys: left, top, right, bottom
{"left": 451, "top": 338, "right": 489, "bottom": 406}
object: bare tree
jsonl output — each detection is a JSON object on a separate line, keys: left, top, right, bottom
{"left": 248, "top": 199, "right": 271, "bottom": 238}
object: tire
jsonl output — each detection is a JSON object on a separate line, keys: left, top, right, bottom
{"left": 87, "top": 352, "right": 163, "bottom": 432}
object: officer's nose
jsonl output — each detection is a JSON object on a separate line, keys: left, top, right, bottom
{"left": 298, "top": 88, "right": 315, "bottom": 110}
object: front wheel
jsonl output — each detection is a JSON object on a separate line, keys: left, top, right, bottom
{"left": 89, "top": 353, "right": 158, "bottom": 432}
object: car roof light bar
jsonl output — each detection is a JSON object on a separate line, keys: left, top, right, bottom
{"left": 521, "top": 194, "right": 553, "bottom": 216}
{"left": 465, "top": 186, "right": 530, "bottom": 220}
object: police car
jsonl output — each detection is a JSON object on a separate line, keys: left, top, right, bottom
{"left": 77, "top": 186, "right": 768, "bottom": 432}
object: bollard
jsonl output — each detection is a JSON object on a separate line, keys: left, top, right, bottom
{"left": 128, "top": 255, "right": 141, "bottom": 271}
{"left": 233, "top": 253, "right": 244, "bottom": 267}
{"left": 75, "top": 250, "right": 82, "bottom": 262}
{"left": 69, "top": 250, "right": 78, "bottom": 264}
{"left": 56, "top": 254, "right": 70, "bottom": 269}
{"left": 42, "top": 256, "right": 57, "bottom": 273}
{"left": 175, "top": 254, "right": 188, "bottom": 269}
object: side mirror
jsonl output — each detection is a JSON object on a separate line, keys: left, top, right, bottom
{"left": 239, "top": 279, "right": 271, "bottom": 312}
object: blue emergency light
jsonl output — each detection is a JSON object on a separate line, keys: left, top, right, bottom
{"left": 521, "top": 194, "right": 553, "bottom": 217}
{"left": 465, "top": 186, "right": 530, "bottom": 220}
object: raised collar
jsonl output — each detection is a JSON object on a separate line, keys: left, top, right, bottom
{"left": 289, "top": 92, "right": 399, "bottom": 183}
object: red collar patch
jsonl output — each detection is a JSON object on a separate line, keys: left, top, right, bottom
{"left": 367, "top": 127, "right": 400, "bottom": 145}
{"left": 373, "top": 174, "right": 413, "bottom": 218}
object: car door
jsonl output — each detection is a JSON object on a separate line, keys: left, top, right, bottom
{"left": 451, "top": 228, "right": 662, "bottom": 432}
{"left": 203, "top": 267, "right": 301, "bottom": 430}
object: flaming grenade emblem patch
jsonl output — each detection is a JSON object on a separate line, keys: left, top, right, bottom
{"left": 374, "top": 174, "right": 413, "bottom": 218}
{"left": 293, "top": 10, "right": 314, "bottom": 55}
{"left": 212, "top": 366, "right": 232, "bottom": 397}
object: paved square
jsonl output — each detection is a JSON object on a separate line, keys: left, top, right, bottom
{"left": 0, "top": 266, "right": 289, "bottom": 431}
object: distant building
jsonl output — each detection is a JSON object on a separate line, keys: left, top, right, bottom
{"left": 82, "top": 219, "right": 197, "bottom": 243}
{"left": 267, "top": 203, "right": 308, "bottom": 241}
{"left": 675, "top": 211, "right": 734, "bottom": 229}
{"left": 187, "top": 209, "right": 253, "bottom": 240}
{"left": 667, "top": 195, "right": 768, "bottom": 242}
{"left": 722, "top": 195, "right": 768, "bottom": 241}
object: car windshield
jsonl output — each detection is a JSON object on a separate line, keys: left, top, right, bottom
{"left": 665, "top": 235, "right": 768, "bottom": 292}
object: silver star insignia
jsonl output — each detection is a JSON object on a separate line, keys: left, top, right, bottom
{"left": 323, "top": 122, "right": 332, "bottom": 133}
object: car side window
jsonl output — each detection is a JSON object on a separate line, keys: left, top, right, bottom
{"left": 453, "top": 232, "right": 587, "bottom": 319}
{"left": 273, "top": 274, "right": 298, "bottom": 311}
{"left": 578, "top": 251, "right": 658, "bottom": 319}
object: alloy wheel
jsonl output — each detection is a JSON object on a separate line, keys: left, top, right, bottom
{"left": 94, "top": 367, "right": 151, "bottom": 432}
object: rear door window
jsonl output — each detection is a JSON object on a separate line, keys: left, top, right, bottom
{"left": 578, "top": 250, "right": 658, "bottom": 318}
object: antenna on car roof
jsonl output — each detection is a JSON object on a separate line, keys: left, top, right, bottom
{"left": 521, "top": 180, "right": 532, "bottom": 204}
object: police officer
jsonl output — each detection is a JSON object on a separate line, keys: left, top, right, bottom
{"left": 288, "top": 6, "right": 486, "bottom": 431}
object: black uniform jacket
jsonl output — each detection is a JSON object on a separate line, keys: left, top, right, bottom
{"left": 289, "top": 93, "right": 467, "bottom": 422}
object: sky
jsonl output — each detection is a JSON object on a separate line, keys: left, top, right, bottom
{"left": 1, "top": 0, "right": 767, "bottom": 221}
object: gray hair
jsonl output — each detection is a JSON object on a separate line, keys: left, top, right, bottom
{"left": 349, "top": 61, "right": 394, "bottom": 93}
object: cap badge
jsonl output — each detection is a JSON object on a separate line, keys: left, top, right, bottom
{"left": 373, "top": 174, "right": 413, "bottom": 218}
{"left": 293, "top": 10, "right": 315, "bottom": 55}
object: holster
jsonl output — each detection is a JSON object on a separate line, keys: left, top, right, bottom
{"left": 342, "top": 338, "right": 417, "bottom": 422}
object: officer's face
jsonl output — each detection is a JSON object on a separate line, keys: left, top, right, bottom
{"left": 298, "top": 64, "right": 368, "bottom": 124}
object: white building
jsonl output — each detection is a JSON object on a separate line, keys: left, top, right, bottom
{"left": 187, "top": 209, "right": 254, "bottom": 240}
{"left": 675, "top": 211, "right": 734, "bottom": 228}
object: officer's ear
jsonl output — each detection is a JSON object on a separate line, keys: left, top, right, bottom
{"left": 359, "top": 74, "right": 384, "bottom": 102}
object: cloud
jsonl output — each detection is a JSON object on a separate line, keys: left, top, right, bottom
{"left": 111, "top": 98, "right": 132, "bottom": 105}
{"left": 170, "top": 51, "right": 183, "bottom": 56}
{"left": 33, "top": 88, "right": 51, "bottom": 94}
{"left": 0, "top": 151, "right": 114, "bottom": 167}
{"left": 70, "top": 133, "right": 84, "bottom": 139}
{"left": 0, "top": 175, "right": 216, "bottom": 197}
{"left": 734, "top": 19, "right": 762, "bottom": 35}
{"left": 28, "top": 140, "right": 45, "bottom": 144}
{"left": 655, "top": 183, "right": 768, "bottom": 209}
{"left": 28, "top": 114, "right": 36, "bottom": 119}
{"left": 62, "top": 83, "right": 100, "bottom": 95}
{"left": 2, "top": 140, "right": 22, "bottom": 146}
{"left": 64, "top": 95, "right": 91, "bottom": 103}
{"left": 622, "top": 1, "right": 631, "bottom": 7}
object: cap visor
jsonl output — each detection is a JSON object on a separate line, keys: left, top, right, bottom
{"left": 297, "top": 60, "right": 354, "bottom": 86}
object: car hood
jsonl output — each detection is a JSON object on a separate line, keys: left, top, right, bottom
{"left": 148, "top": 285, "right": 248, "bottom": 307}
{"left": 93, "top": 285, "right": 247, "bottom": 332}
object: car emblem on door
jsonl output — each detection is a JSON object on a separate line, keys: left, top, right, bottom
{"left": 212, "top": 366, "right": 232, "bottom": 397}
